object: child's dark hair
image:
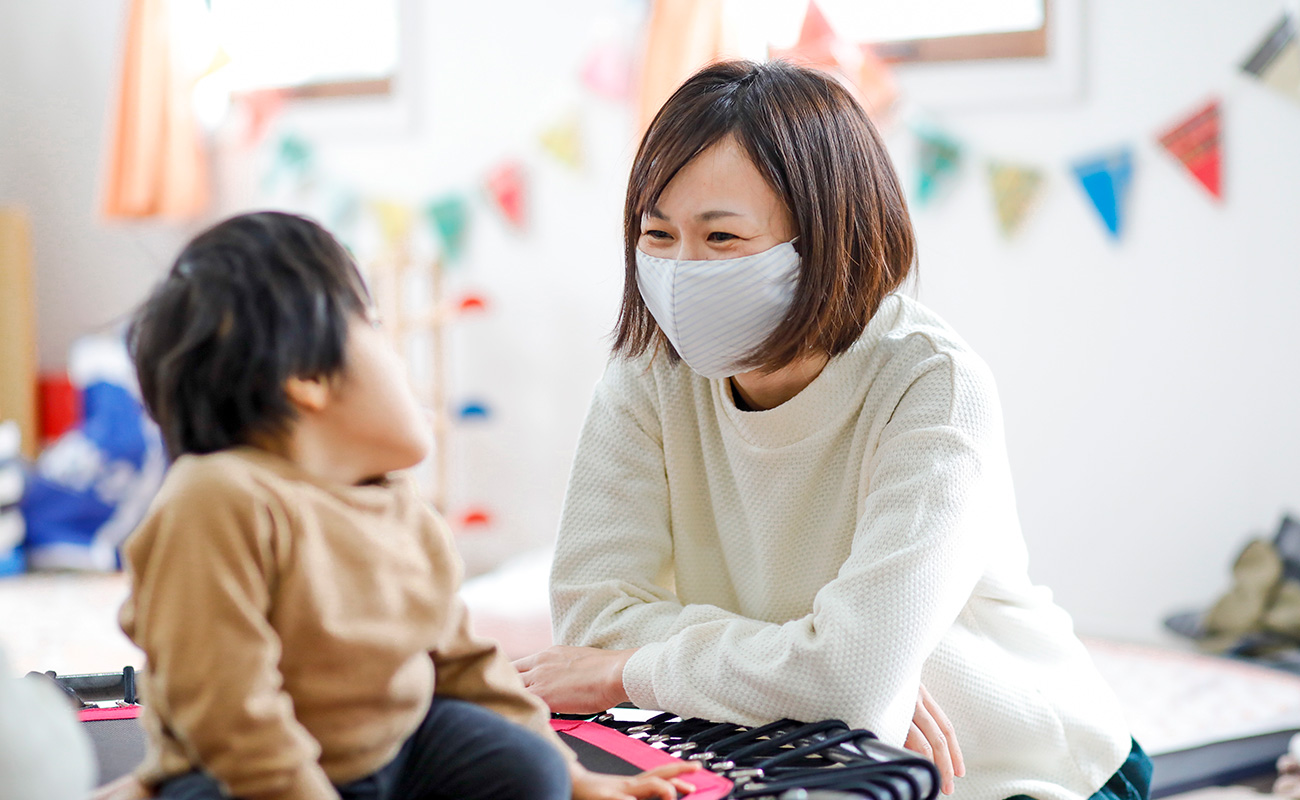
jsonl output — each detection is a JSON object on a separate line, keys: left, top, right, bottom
{"left": 129, "top": 211, "right": 370, "bottom": 459}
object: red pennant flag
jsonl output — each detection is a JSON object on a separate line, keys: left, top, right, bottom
{"left": 485, "top": 161, "right": 527, "bottom": 229}
{"left": 1157, "top": 99, "right": 1222, "bottom": 200}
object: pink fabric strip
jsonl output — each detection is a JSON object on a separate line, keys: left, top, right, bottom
{"left": 78, "top": 705, "right": 143, "bottom": 722}
{"left": 550, "top": 719, "right": 733, "bottom": 799}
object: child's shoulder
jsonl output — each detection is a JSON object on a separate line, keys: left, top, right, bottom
{"left": 157, "top": 447, "right": 292, "bottom": 507}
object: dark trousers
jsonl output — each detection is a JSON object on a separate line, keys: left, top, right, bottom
{"left": 156, "top": 697, "right": 571, "bottom": 800}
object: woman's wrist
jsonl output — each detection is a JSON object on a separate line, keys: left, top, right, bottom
{"left": 605, "top": 648, "right": 637, "bottom": 708}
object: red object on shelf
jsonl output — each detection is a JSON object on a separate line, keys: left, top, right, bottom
{"left": 457, "top": 294, "right": 489, "bottom": 313}
{"left": 38, "top": 372, "right": 81, "bottom": 444}
{"left": 456, "top": 508, "right": 494, "bottom": 531}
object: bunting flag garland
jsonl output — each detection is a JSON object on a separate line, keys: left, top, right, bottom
{"left": 485, "top": 161, "right": 527, "bottom": 230}
{"left": 1242, "top": 14, "right": 1300, "bottom": 109}
{"left": 1071, "top": 148, "right": 1134, "bottom": 240}
{"left": 426, "top": 194, "right": 471, "bottom": 263}
{"left": 914, "top": 127, "right": 963, "bottom": 206}
{"left": 1157, "top": 99, "right": 1222, "bottom": 200}
{"left": 986, "top": 162, "right": 1045, "bottom": 238}
{"left": 540, "top": 114, "right": 583, "bottom": 170}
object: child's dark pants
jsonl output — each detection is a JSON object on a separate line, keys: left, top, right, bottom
{"left": 155, "top": 696, "right": 572, "bottom": 800}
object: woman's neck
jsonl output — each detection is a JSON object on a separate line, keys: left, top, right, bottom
{"left": 730, "top": 353, "right": 829, "bottom": 411}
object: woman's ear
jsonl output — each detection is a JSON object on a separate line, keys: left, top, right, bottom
{"left": 284, "top": 375, "right": 331, "bottom": 412}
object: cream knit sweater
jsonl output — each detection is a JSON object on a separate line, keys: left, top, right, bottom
{"left": 551, "top": 294, "right": 1133, "bottom": 800}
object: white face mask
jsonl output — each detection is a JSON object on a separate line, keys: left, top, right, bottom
{"left": 635, "top": 240, "right": 800, "bottom": 379}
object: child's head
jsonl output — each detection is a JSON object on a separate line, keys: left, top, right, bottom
{"left": 130, "top": 211, "right": 430, "bottom": 475}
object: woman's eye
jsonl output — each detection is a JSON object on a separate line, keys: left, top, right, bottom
{"left": 707, "top": 232, "right": 738, "bottom": 242}
{"left": 643, "top": 229, "right": 672, "bottom": 240}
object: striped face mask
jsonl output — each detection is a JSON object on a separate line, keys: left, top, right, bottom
{"left": 635, "top": 240, "right": 801, "bottom": 379}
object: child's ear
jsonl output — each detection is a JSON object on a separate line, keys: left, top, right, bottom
{"left": 284, "top": 375, "right": 331, "bottom": 412}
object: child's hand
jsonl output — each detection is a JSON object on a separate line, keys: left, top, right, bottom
{"left": 90, "top": 774, "right": 152, "bottom": 800}
{"left": 570, "top": 761, "right": 700, "bottom": 800}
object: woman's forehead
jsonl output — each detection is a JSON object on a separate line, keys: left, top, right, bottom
{"left": 654, "top": 137, "right": 783, "bottom": 219}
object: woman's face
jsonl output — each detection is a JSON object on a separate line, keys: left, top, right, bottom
{"left": 639, "top": 135, "right": 795, "bottom": 262}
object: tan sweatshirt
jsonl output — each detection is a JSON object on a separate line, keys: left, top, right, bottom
{"left": 120, "top": 447, "right": 567, "bottom": 800}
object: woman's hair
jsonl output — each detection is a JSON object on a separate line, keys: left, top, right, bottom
{"left": 129, "top": 211, "right": 370, "bottom": 459}
{"left": 614, "top": 59, "right": 916, "bottom": 370}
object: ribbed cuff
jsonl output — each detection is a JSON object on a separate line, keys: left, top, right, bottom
{"left": 622, "top": 642, "right": 666, "bottom": 711}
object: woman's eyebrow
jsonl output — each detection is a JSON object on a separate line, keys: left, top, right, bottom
{"left": 647, "top": 206, "right": 743, "bottom": 222}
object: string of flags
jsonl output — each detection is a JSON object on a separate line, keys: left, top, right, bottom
{"left": 910, "top": 8, "right": 1295, "bottom": 241}
{"left": 250, "top": 22, "right": 636, "bottom": 537}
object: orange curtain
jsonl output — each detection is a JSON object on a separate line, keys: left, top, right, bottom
{"left": 636, "top": 0, "right": 728, "bottom": 135}
{"left": 103, "top": 0, "right": 209, "bottom": 220}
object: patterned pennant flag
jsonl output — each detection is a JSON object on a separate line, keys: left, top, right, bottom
{"left": 915, "top": 127, "right": 963, "bottom": 206}
{"left": 1071, "top": 148, "right": 1134, "bottom": 240}
{"left": 1157, "top": 99, "right": 1222, "bottom": 200}
{"left": 485, "top": 161, "right": 527, "bottom": 230}
{"left": 986, "top": 162, "right": 1045, "bottom": 238}
{"left": 426, "top": 194, "right": 471, "bottom": 263}
{"left": 540, "top": 114, "right": 583, "bottom": 170}
{"left": 1242, "top": 15, "right": 1300, "bottom": 108}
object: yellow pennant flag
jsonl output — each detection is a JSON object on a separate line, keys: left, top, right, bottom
{"left": 539, "top": 114, "right": 582, "bottom": 170}
{"left": 371, "top": 200, "right": 414, "bottom": 249}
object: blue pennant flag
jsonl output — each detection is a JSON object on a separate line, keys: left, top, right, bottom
{"left": 1071, "top": 148, "right": 1134, "bottom": 240}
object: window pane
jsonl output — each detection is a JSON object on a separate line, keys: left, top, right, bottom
{"left": 817, "top": 0, "right": 1044, "bottom": 43}
{"left": 209, "top": 0, "right": 399, "bottom": 92}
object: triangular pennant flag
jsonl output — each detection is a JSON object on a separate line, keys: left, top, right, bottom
{"left": 1157, "top": 99, "right": 1222, "bottom": 200}
{"left": 540, "top": 114, "right": 583, "bottom": 170}
{"left": 1241, "top": 14, "right": 1300, "bottom": 108}
{"left": 768, "top": 1, "right": 898, "bottom": 122}
{"left": 426, "top": 194, "right": 471, "bottom": 263}
{"left": 261, "top": 133, "right": 311, "bottom": 192}
{"left": 485, "top": 161, "right": 527, "bottom": 230}
{"left": 581, "top": 42, "right": 634, "bottom": 101}
{"left": 986, "top": 162, "right": 1044, "bottom": 238}
{"left": 914, "top": 127, "right": 962, "bottom": 206}
{"left": 371, "top": 201, "right": 414, "bottom": 248}
{"left": 1071, "top": 148, "right": 1134, "bottom": 240}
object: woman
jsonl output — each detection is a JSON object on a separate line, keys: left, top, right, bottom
{"left": 515, "top": 60, "right": 1148, "bottom": 800}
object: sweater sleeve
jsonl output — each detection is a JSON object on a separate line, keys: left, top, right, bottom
{"left": 561, "top": 353, "right": 1001, "bottom": 745}
{"left": 550, "top": 362, "right": 746, "bottom": 652}
{"left": 432, "top": 592, "right": 577, "bottom": 762}
{"left": 120, "top": 464, "right": 338, "bottom": 800}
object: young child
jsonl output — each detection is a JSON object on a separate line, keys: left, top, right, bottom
{"left": 106, "top": 212, "right": 695, "bottom": 800}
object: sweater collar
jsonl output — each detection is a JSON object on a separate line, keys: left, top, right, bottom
{"left": 713, "top": 294, "right": 905, "bottom": 449}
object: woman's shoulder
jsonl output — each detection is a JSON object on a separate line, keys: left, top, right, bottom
{"left": 852, "top": 295, "right": 1001, "bottom": 415}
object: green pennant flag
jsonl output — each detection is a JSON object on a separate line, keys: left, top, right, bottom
{"left": 426, "top": 194, "right": 471, "bottom": 263}
{"left": 915, "top": 127, "right": 963, "bottom": 206}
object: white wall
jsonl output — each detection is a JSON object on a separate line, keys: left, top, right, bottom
{"left": 898, "top": 0, "right": 1300, "bottom": 639}
{"left": 0, "top": 0, "right": 195, "bottom": 369}
{"left": 4, "top": 0, "right": 1299, "bottom": 640}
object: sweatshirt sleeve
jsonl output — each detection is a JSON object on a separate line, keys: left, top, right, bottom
{"left": 558, "top": 353, "right": 1002, "bottom": 745}
{"left": 550, "top": 361, "right": 746, "bottom": 652}
{"left": 120, "top": 463, "right": 338, "bottom": 800}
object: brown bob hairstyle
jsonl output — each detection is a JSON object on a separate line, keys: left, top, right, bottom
{"left": 613, "top": 59, "right": 916, "bottom": 372}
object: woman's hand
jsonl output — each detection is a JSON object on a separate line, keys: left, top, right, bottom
{"left": 570, "top": 761, "right": 699, "bottom": 800}
{"left": 90, "top": 774, "right": 152, "bottom": 800}
{"left": 903, "top": 684, "right": 965, "bottom": 795}
{"left": 513, "top": 646, "right": 635, "bottom": 714}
